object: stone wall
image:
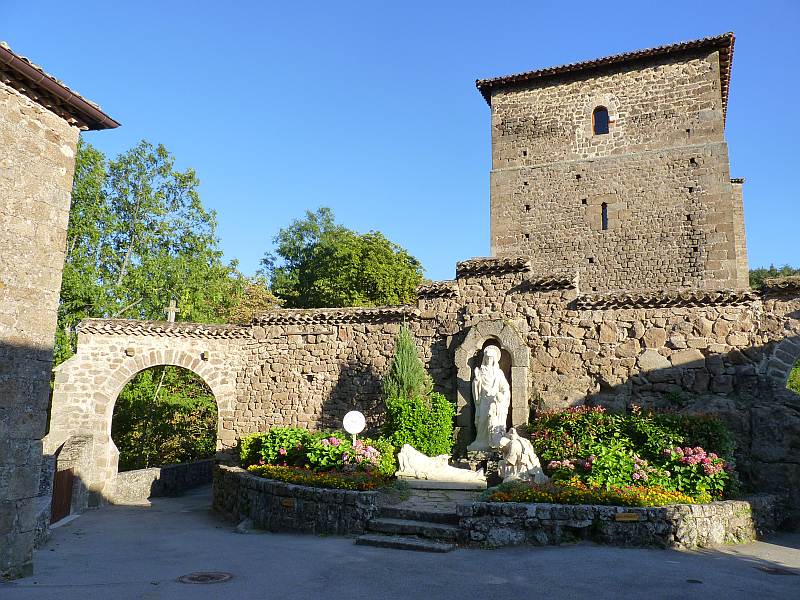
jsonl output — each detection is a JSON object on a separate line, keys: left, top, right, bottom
{"left": 458, "top": 495, "right": 779, "bottom": 549}
{"left": 0, "top": 80, "right": 79, "bottom": 579}
{"left": 212, "top": 465, "right": 380, "bottom": 535}
{"left": 488, "top": 48, "right": 748, "bottom": 292}
{"left": 109, "top": 459, "right": 214, "bottom": 504}
{"left": 50, "top": 261, "right": 800, "bottom": 524}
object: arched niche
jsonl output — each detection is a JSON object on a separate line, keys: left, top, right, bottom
{"left": 453, "top": 319, "right": 530, "bottom": 448}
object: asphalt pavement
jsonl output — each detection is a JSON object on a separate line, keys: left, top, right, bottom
{"left": 2, "top": 485, "right": 798, "bottom": 600}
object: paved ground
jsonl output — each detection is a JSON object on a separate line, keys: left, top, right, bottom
{"left": 2, "top": 485, "right": 799, "bottom": 600}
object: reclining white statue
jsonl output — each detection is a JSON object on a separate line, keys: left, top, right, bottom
{"left": 396, "top": 444, "right": 486, "bottom": 487}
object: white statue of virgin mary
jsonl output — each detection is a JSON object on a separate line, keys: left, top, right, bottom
{"left": 468, "top": 345, "right": 511, "bottom": 451}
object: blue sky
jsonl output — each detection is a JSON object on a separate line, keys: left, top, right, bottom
{"left": 3, "top": 1, "right": 798, "bottom": 281}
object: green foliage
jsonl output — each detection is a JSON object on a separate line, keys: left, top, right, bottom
{"left": 382, "top": 326, "right": 432, "bottom": 401}
{"left": 237, "top": 428, "right": 396, "bottom": 477}
{"left": 383, "top": 393, "right": 455, "bottom": 456}
{"left": 528, "top": 406, "right": 737, "bottom": 501}
{"left": 61, "top": 139, "right": 278, "bottom": 470}
{"left": 749, "top": 264, "right": 800, "bottom": 290}
{"left": 57, "top": 138, "right": 250, "bottom": 364}
{"left": 788, "top": 361, "right": 800, "bottom": 395}
{"left": 111, "top": 366, "right": 217, "bottom": 471}
{"left": 381, "top": 327, "right": 455, "bottom": 456}
{"left": 238, "top": 427, "right": 313, "bottom": 467}
{"left": 261, "top": 207, "right": 424, "bottom": 308}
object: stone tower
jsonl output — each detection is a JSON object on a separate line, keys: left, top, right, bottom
{"left": 477, "top": 33, "right": 748, "bottom": 293}
{"left": 0, "top": 42, "right": 118, "bottom": 578}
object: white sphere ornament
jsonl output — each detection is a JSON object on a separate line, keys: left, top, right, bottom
{"left": 342, "top": 411, "right": 366, "bottom": 435}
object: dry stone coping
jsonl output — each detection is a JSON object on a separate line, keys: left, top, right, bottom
{"left": 77, "top": 318, "right": 250, "bottom": 339}
{"left": 763, "top": 276, "right": 800, "bottom": 295}
{"left": 416, "top": 281, "right": 459, "bottom": 299}
{"left": 576, "top": 289, "right": 758, "bottom": 309}
{"left": 456, "top": 257, "right": 531, "bottom": 279}
{"left": 252, "top": 306, "right": 420, "bottom": 325}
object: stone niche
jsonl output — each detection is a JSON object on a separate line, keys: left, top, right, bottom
{"left": 453, "top": 319, "right": 530, "bottom": 450}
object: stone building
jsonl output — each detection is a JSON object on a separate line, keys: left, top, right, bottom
{"left": 47, "top": 34, "right": 800, "bottom": 527}
{"left": 0, "top": 43, "right": 118, "bottom": 579}
{"left": 478, "top": 33, "right": 748, "bottom": 293}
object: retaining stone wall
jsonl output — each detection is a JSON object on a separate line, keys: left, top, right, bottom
{"left": 109, "top": 459, "right": 214, "bottom": 503}
{"left": 458, "top": 495, "right": 779, "bottom": 549}
{"left": 212, "top": 465, "right": 380, "bottom": 535}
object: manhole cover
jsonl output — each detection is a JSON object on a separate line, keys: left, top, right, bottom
{"left": 177, "top": 571, "right": 233, "bottom": 584}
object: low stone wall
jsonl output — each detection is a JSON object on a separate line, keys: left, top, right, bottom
{"left": 109, "top": 459, "right": 214, "bottom": 504}
{"left": 457, "top": 495, "right": 779, "bottom": 549}
{"left": 212, "top": 465, "right": 380, "bottom": 535}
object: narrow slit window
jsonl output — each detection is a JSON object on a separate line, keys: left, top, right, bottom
{"left": 593, "top": 106, "right": 610, "bottom": 135}
{"left": 601, "top": 202, "right": 609, "bottom": 230}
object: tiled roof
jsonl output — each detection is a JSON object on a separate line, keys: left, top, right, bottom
{"left": 762, "top": 276, "right": 800, "bottom": 296}
{"left": 77, "top": 319, "right": 249, "bottom": 339}
{"left": 253, "top": 306, "right": 419, "bottom": 326}
{"left": 0, "top": 42, "right": 119, "bottom": 130}
{"left": 476, "top": 32, "right": 735, "bottom": 119}
{"left": 456, "top": 257, "right": 531, "bottom": 279}
{"left": 417, "top": 281, "right": 459, "bottom": 299}
{"left": 576, "top": 289, "right": 756, "bottom": 310}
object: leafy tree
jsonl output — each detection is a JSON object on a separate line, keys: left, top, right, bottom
{"left": 223, "top": 276, "right": 280, "bottom": 325}
{"left": 58, "top": 139, "right": 251, "bottom": 468}
{"left": 262, "top": 207, "right": 423, "bottom": 308}
{"left": 749, "top": 264, "right": 800, "bottom": 290}
{"left": 56, "top": 139, "right": 246, "bottom": 363}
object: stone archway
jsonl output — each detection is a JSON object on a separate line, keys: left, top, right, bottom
{"left": 453, "top": 319, "right": 530, "bottom": 448}
{"left": 45, "top": 319, "right": 246, "bottom": 502}
{"left": 768, "top": 335, "right": 800, "bottom": 400}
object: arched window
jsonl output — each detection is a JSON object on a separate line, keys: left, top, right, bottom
{"left": 601, "top": 202, "right": 609, "bottom": 230}
{"left": 593, "top": 106, "right": 610, "bottom": 135}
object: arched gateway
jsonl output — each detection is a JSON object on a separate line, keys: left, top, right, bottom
{"left": 45, "top": 319, "right": 248, "bottom": 501}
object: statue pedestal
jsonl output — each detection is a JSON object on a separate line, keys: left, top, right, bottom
{"left": 456, "top": 450, "right": 503, "bottom": 487}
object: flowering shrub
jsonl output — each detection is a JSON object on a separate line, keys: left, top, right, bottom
{"left": 528, "top": 406, "right": 737, "bottom": 501}
{"left": 238, "top": 427, "right": 397, "bottom": 477}
{"left": 246, "top": 464, "right": 388, "bottom": 491}
{"left": 483, "top": 477, "right": 700, "bottom": 507}
{"left": 660, "top": 446, "right": 728, "bottom": 498}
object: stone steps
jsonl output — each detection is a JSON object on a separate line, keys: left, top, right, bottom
{"left": 354, "top": 504, "right": 461, "bottom": 552}
{"left": 354, "top": 533, "right": 455, "bottom": 553}
{"left": 378, "top": 505, "right": 460, "bottom": 525}
{"left": 367, "top": 517, "right": 459, "bottom": 541}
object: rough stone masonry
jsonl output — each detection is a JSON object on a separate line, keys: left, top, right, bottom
{"left": 47, "top": 34, "right": 800, "bottom": 526}
{"left": 0, "top": 43, "right": 118, "bottom": 579}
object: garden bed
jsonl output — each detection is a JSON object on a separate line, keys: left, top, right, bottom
{"left": 457, "top": 495, "right": 780, "bottom": 549}
{"left": 213, "top": 465, "right": 381, "bottom": 535}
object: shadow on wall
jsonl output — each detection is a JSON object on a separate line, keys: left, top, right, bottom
{"left": 0, "top": 339, "right": 53, "bottom": 578}
{"left": 567, "top": 331, "right": 800, "bottom": 528}
{"left": 324, "top": 359, "right": 383, "bottom": 434}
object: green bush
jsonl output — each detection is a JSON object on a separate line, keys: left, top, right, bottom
{"left": 381, "top": 326, "right": 455, "bottom": 456}
{"left": 527, "top": 406, "right": 737, "bottom": 501}
{"left": 787, "top": 361, "right": 800, "bottom": 395}
{"left": 383, "top": 392, "right": 455, "bottom": 456}
{"left": 239, "top": 427, "right": 313, "bottom": 467}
